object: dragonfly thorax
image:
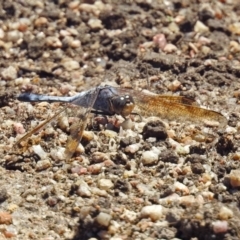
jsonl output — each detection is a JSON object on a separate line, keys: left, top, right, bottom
{"left": 110, "top": 95, "right": 135, "bottom": 117}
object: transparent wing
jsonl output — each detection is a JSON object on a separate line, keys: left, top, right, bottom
{"left": 113, "top": 87, "right": 227, "bottom": 128}
{"left": 15, "top": 87, "right": 100, "bottom": 159}
{"left": 112, "top": 87, "right": 198, "bottom": 105}
{"left": 14, "top": 105, "right": 67, "bottom": 148}
{"left": 64, "top": 87, "right": 100, "bottom": 159}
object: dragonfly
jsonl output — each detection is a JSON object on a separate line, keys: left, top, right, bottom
{"left": 15, "top": 85, "right": 227, "bottom": 159}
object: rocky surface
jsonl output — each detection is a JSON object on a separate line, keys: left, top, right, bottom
{"left": 0, "top": 0, "right": 240, "bottom": 239}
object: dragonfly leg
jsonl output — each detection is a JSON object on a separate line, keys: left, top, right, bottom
{"left": 130, "top": 112, "right": 143, "bottom": 122}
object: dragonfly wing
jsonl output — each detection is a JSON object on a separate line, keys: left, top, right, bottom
{"left": 15, "top": 87, "right": 100, "bottom": 159}
{"left": 111, "top": 87, "right": 198, "bottom": 106}
{"left": 132, "top": 94, "right": 227, "bottom": 129}
{"left": 154, "top": 95, "right": 198, "bottom": 106}
{"left": 15, "top": 105, "right": 67, "bottom": 148}
{"left": 110, "top": 87, "right": 226, "bottom": 128}
{"left": 64, "top": 87, "right": 100, "bottom": 159}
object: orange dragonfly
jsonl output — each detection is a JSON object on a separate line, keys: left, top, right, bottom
{"left": 15, "top": 85, "right": 227, "bottom": 159}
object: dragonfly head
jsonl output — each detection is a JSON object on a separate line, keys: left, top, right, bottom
{"left": 110, "top": 95, "right": 135, "bottom": 117}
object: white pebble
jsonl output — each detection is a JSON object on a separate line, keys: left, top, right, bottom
{"left": 91, "top": 187, "right": 108, "bottom": 197}
{"left": 179, "top": 195, "right": 196, "bottom": 206}
{"left": 218, "top": 206, "right": 233, "bottom": 220}
{"left": 26, "top": 195, "right": 36, "bottom": 203}
{"left": 125, "top": 143, "right": 141, "bottom": 154}
{"left": 77, "top": 180, "right": 92, "bottom": 197}
{"left": 212, "top": 220, "right": 228, "bottom": 233}
{"left": 225, "top": 126, "right": 237, "bottom": 134}
{"left": 121, "top": 209, "right": 137, "bottom": 222}
{"left": 173, "top": 181, "right": 189, "bottom": 195}
{"left": 95, "top": 212, "right": 112, "bottom": 227}
{"left": 32, "top": 145, "right": 47, "bottom": 160}
{"left": 194, "top": 21, "right": 209, "bottom": 33}
{"left": 141, "top": 205, "right": 164, "bottom": 221}
{"left": 50, "top": 147, "right": 66, "bottom": 161}
{"left": 88, "top": 19, "right": 103, "bottom": 30}
{"left": 7, "top": 30, "right": 22, "bottom": 42}
{"left": 1, "top": 66, "right": 18, "bottom": 80}
{"left": 98, "top": 179, "right": 114, "bottom": 190}
{"left": 123, "top": 170, "right": 135, "bottom": 178}
{"left": 62, "top": 59, "right": 80, "bottom": 71}
{"left": 179, "top": 145, "right": 190, "bottom": 155}
{"left": 141, "top": 150, "right": 159, "bottom": 165}
{"left": 45, "top": 36, "right": 62, "bottom": 48}
{"left": 0, "top": 28, "right": 5, "bottom": 39}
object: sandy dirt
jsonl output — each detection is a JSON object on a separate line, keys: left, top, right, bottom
{"left": 0, "top": 0, "right": 240, "bottom": 240}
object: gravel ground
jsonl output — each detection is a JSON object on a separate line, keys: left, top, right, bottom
{"left": 0, "top": 0, "right": 240, "bottom": 239}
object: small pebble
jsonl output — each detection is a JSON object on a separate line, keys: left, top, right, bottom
{"left": 179, "top": 195, "right": 196, "bottom": 206}
{"left": 1, "top": 66, "right": 18, "bottom": 80}
{"left": 0, "top": 28, "right": 5, "bottom": 39}
{"left": 170, "top": 140, "right": 190, "bottom": 155}
{"left": 50, "top": 147, "right": 66, "bottom": 161}
{"left": 68, "top": 1, "right": 80, "bottom": 9}
{"left": 91, "top": 152, "right": 110, "bottom": 163}
{"left": 101, "top": 130, "right": 118, "bottom": 138}
{"left": 6, "top": 204, "right": 18, "bottom": 213}
{"left": 141, "top": 150, "right": 159, "bottom": 166}
{"left": 71, "top": 166, "right": 87, "bottom": 175}
{"left": 91, "top": 187, "right": 108, "bottom": 197}
{"left": 163, "top": 43, "right": 178, "bottom": 53}
{"left": 45, "top": 36, "right": 62, "bottom": 48}
{"left": 212, "top": 220, "right": 228, "bottom": 233}
{"left": 36, "top": 159, "right": 52, "bottom": 171}
{"left": 13, "top": 122, "right": 25, "bottom": 134}
{"left": 121, "top": 118, "right": 133, "bottom": 130}
{"left": 232, "top": 152, "right": 240, "bottom": 161}
{"left": 61, "top": 59, "right": 80, "bottom": 71}
{"left": 141, "top": 205, "right": 164, "bottom": 221}
{"left": 6, "top": 30, "right": 22, "bottom": 42}
{"left": 194, "top": 21, "right": 209, "bottom": 33}
{"left": 32, "top": 145, "right": 48, "bottom": 160}
{"left": 229, "top": 169, "right": 240, "bottom": 187}
{"left": 0, "top": 212, "right": 12, "bottom": 225}
{"left": 26, "top": 195, "right": 37, "bottom": 203}
{"left": 88, "top": 19, "right": 103, "bottom": 30}
{"left": 218, "top": 206, "right": 233, "bottom": 220}
{"left": 34, "top": 17, "right": 48, "bottom": 27}
{"left": 153, "top": 33, "right": 167, "bottom": 50}
{"left": 120, "top": 209, "right": 137, "bottom": 222}
{"left": 228, "top": 22, "right": 240, "bottom": 35}
{"left": 173, "top": 181, "right": 189, "bottom": 195}
{"left": 98, "top": 179, "right": 114, "bottom": 190}
{"left": 69, "top": 39, "right": 81, "bottom": 48}
{"left": 123, "top": 170, "right": 135, "bottom": 178}
{"left": 201, "top": 191, "right": 214, "bottom": 200}
{"left": 125, "top": 143, "right": 141, "bottom": 154}
{"left": 168, "top": 79, "right": 181, "bottom": 92}
{"left": 76, "top": 180, "right": 92, "bottom": 197}
{"left": 229, "top": 41, "right": 240, "bottom": 53}
{"left": 88, "top": 163, "right": 104, "bottom": 174}
{"left": 95, "top": 212, "right": 112, "bottom": 227}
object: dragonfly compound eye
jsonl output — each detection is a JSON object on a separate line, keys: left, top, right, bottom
{"left": 110, "top": 95, "right": 135, "bottom": 117}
